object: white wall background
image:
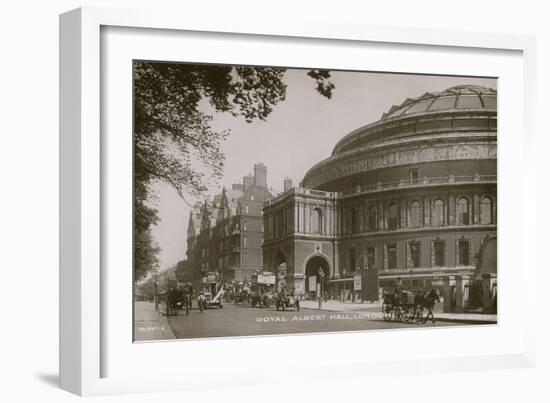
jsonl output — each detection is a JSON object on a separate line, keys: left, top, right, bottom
{"left": 1, "top": 0, "right": 548, "bottom": 402}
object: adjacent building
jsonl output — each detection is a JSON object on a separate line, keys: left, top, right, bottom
{"left": 263, "top": 85, "right": 497, "bottom": 308}
{"left": 185, "top": 164, "right": 274, "bottom": 285}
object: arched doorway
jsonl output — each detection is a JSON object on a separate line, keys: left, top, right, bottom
{"left": 304, "top": 255, "right": 330, "bottom": 300}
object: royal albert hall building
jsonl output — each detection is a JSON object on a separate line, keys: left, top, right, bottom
{"left": 262, "top": 85, "right": 497, "bottom": 307}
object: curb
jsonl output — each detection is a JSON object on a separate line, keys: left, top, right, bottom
{"left": 433, "top": 317, "right": 497, "bottom": 325}
{"left": 156, "top": 310, "right": 177, "bottom": 339}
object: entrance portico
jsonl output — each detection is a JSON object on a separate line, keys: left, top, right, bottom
{"left": 304, "top": 254, "right": 331, "bottom": 300}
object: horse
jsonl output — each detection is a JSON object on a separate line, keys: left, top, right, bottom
{"left": 175, "top": 284, "right": 193, "bottom": 315}
{"left": 416, "top": 288, "right": 440, "bottom": 324}
{"left": 181, "top": 290, "right": 192, "bottom": 315}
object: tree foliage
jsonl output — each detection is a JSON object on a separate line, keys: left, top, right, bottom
{"left": 133, "top": 62, "right": 334, "bottom": 281}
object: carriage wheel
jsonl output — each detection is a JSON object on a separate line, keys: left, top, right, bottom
{"left": 402, "top": 306, "right": 412, "bottom": 322}
{"left": 394, "top": 307, "right": 403, "bottom": 322}
{"left": 382, "top": 303, "right": 392, "bottom": 321}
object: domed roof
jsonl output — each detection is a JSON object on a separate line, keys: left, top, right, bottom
{"left": 381, "top": 85, "right": 497, "bottom": 120}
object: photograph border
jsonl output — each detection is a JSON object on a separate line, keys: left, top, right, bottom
{"left": 60, "top": 6, "right": 537, "bottom": 396}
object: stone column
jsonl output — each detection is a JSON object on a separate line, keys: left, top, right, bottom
{"left": 424, "top": 197, "right": 430, "bottom": 226}
{"left": 294, "top": 202, "right": 299, "bottom": 232}
{"left": 442, "top": 275, "right": 456, "bottom": 313}
{"left": 473, "top": 194, "right": 480, "bottom": 225}
{"left": 329, "top": 201, "right": 334, "bottom": 235}
{"left": 482, "top": 273, "right": 497, "bottom": 314}
{"left": 377, "top": 200, "right": 386, "bottom": 231}
{"left": 400, "top": 199, "right": 407, "bottom": 228}
{"left": 298, "top": 201, "right": 303, "bottom": 233}
{"left": 448, "top": 195, "right": 456, "bottom": 226}
{"left": 454, "top": 275, "right": 471, "bottom": 313}
{"left": 333, "top": 241, "right": 340, "bottom": 278}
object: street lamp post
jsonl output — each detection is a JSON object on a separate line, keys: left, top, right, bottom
{"left": 318, "top": 267, "right": 325, "bottom": 309}
{"left": 153, "top": 274, "right": 159, "bottom": 312}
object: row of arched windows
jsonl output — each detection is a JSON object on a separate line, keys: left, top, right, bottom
{"left": 343, "top": 195, "right": 494, "bottom": 233}
{"left": 265, "top": 195, "right": 494, "bottom": 239}
{"left": 266, "top": 206, "right": 326, "bottom": 239}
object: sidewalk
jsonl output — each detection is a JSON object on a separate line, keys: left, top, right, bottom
{"left": 433, "top": 312, "right": 497, "bottom": 324}
{"left": 134, "top": 301, "right": 176, "bottom": 341}
{"left": 299, "top": 300, "right": 497, "bottom": 324}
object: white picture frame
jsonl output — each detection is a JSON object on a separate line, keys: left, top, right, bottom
{"left": 60, "top": 6, "right": 537, "bottom": 396}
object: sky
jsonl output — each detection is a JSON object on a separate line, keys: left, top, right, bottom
{"left": 150, "top": 68, "right": 496, "bottom": 272}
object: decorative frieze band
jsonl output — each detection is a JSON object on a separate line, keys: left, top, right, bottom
{"left": 304, "top": 143, "right": 496, "bottom": 189}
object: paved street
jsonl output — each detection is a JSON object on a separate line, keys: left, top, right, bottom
{"left": 166, "top": 302, "right": 461, "bottom": 339}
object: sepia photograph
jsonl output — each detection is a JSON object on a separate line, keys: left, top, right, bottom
{"left": 132, "top": 62, "right": 498, "bottom": 341}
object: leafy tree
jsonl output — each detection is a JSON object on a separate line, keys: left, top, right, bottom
{"left": 133, "top": 62, "right": 334, "bottom": 281}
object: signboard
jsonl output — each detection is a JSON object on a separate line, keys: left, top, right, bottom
{"left": 207, "top": 274, "right": 217, "bottom": 282}
{"left": 257, "top": 274, "right": 276, "bottom": 285}
{"left": 354, "top": 274, "right": 362, "bottom": 290}
{"left": 309, "top": 276, "right": 317, "bottom": 291}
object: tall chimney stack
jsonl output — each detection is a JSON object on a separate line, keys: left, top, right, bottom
{"left": 283, "top": 178, "right": 293, "bottom": 192}
{"left": 243, "top": 175, "right": 254, "bottom": 191}
{"left": 254, "top": 163, "right": 267, "bottom": 188}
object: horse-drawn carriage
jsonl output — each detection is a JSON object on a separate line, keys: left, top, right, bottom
{"left": 382, "top": 288, "right": 440, "bottom": 323}
{"left": 248, "top": 271, "right": 276, "bottom": 308}
{"left": 275, "top": 292, "right": 300, "bottom": 311}
{"left": 249, "top": 289, "right": 276, "bottom": 307}
{"left": 234, "top": 288, "right": 249, "bottom": 304}
{"left": 162, "top": 285, "right": 193, "bottom": 316}
{"left": 382, "top": 290, "right": 417, "bottom": 322}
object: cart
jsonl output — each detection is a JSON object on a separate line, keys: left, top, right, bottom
{"left": 248, "top": 271, "right": 276, "bottom": 307}
{"left": 275, "top": 292, "right": 300, "bottom": 311}
{"left": 382, "top": 290, "right": 417, "bottom": 322}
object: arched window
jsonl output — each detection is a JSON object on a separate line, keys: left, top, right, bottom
{"left": 480, "top": 197, "right": 492, "bottom": 224}
{"left": 457, "top": 197, "right": 469, "bottom": 225}
{"left": 367, "top": 205, "right": 377, "bottom": 231}
{"left": 310, "top": 207, "right": 322, "bottom": 234}
{"left": 432, "top": 199, "right": 444, "bottom": 226}
{"left": 409, "top": 200, "right": 421, "bottom": 228}
{"left": 388, "top": 203, "right": 399, "bottom": 230}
